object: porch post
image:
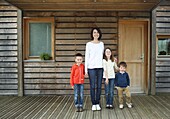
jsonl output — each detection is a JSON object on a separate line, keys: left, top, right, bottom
{"left": 17, "top": 9, "right": 24, "bottom": 96}
{"left": 150, "top": 8, "right": 156, "bottom": 95}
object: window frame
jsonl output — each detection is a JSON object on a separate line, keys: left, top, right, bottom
{"left": 156, "top": 35, "right": 170, "bottom": 59}
{"left": 23, "top": 17, "right": 55, "bottom": 60}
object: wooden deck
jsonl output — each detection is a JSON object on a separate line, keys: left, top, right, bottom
{"left": 0, "top": 95, "right": 170, "bottom": 119}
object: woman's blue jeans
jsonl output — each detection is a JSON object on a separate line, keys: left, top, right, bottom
{"left": 104, "top": 78, "right": 115, "bottom": 105}
{"left": 74, "top": 84, "right": 84, "bottom": 108}
{"left": 88, "top": 68, "right": 103, "bottom": 105}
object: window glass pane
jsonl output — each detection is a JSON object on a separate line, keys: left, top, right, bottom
{"left": 29, "top": 23, "right": 51, "bottom": 56}
{"left": 158, "top": 38, "right": 170, "bottom": 55}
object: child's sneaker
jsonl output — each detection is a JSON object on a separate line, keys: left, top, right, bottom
{"left": 79, "top": 107, "right": 83, "bottom": 112}
{"left": 76, "top": 107, "right": 80, "bottom": 112}
{"left": 126, "top": 102, "right": 132, "bottom": 108}
{"left": 92, "top": 105, "right": 96, "bottom": 111}
{"left": 106, "top": 104, "right": 110, "bottom": 109}
{"left": 96, "top": 104, "right": 101, "bottom": 110}
{"left": 119, "top": 104, "right": 124, "bottom": 109}
{"left": 110, "top": 105, "right": 114, "bottom": 109}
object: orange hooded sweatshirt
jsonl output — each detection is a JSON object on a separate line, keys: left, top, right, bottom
{"left": 70, "top": 63, "right": 85, "bottom": 86}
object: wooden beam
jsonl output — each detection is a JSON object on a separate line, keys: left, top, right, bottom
{"left": 17, "top": 9, "right": 24, "bottom": 96}
{"left": 150, "top": 8, "right": 156, "bottom": 95}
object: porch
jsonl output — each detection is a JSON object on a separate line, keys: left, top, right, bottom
{"left": 0, "top": 95, "right": 170, "bottom": 119}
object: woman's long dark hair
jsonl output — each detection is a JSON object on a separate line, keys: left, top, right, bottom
{"left": 90, "top": 27, "right": 102, "bottom": 40}
{"left": 103, "top": 47, "right": 114, "bottom": 62}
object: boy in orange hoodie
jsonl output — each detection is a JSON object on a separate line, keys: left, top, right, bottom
{"left": 70, "top": 53, "right": 85, "bottom": 112}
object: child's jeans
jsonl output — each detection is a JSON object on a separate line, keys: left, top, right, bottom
{"left": 74, "top": 84, "right": 84, "bottom": 108}
{"left": 117, "top": 87, "right": 131, "bottom": 104}
{"left": 104, "top": 78, "right": 115, "bottom": 105}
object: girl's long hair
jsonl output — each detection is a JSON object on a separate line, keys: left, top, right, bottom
{"left": 103, "top": 47, "right": 114, "bottom": 62}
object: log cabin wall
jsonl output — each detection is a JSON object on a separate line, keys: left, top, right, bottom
{"left": 0, "top": 2, "right": 18, "bottom": 95}
{"left": 23, "top": 11, "right": 150, "bottom": 95}
{"left": 156, "top": 4, "right": 170, "bottom": 93}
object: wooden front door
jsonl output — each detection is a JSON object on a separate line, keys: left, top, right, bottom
{"left": 119, "top": 20, "right": 148, "bottom": 93}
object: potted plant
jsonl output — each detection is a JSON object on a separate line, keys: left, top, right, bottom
{"left": 40, "top": 53, "right": 51, "bottom": 60}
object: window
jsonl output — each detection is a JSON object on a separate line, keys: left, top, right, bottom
{"left": 157, "top": 35, "right": 170, "bottom": 57}
{"left": 24, "top": 18, "right": 55, "bottom": 60}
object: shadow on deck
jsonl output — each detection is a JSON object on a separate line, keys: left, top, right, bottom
{"left": 0, "top": 95, "right": 170, "bottom": 119}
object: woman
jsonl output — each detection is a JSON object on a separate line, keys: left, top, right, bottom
{"left": 85, "top": 27, "right": 104, "bottom": 111}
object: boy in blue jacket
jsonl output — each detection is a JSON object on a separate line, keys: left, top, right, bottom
{"left": 115, "top": 61, "right": 132, "bottom": 109}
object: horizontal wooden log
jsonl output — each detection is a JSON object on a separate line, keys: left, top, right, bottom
{"left": 156, "top": 6, "right": 170, "bottom": 11}
{"left": 156, "top": 83, "right": 170, "bottom": 88}
{"left": 156, "top": 28, "right": 170, "bottom": 33}
{"left": 0, "top": 57, "right": 17, "bottom": 62}
{"left": 0, "top": 35, "right": 17, "bottom": 39}
{"left": 156, "top": 17, "right": 170, "bottom": 22}
{"left": 23, "top": 11, "right": 117, "bottom": 17}
{"left": 25, "top": 67, "right": 72, "bottom": 73}
{"left": 0, "top": 63, "right": 18, "bottom": 67}
{"left": 24, "top": 73, "right": 70, "bottom": 79}
{"left": 0, "top": 18, "right": 17, "bottom": 22}
{"left": 156, "top": 72, "right": 170, "bottom": 77}
{"left": 0, "top": 12, "right": 17, "bottom": 16}
{"left": 56, "top": 50, "right": 85, "bottom": 56}
{"left": 24, "top": 62, "right": 57, "bottom": 67}
{"left": 56, "top": 28, "right": 117, "bottom": 34}
{"left": 156, "top": 88, "right": 170, "bottom": 93}
{"left": 0, "top": 68, "right": 17, "bottom": 72}
{"left": 156, "top": 23, "right": 170, "bottom": 28}
{"left": 0, "top": 90, "right": 17, "bottom": 95}
{"left": 0, "top": 79, "right": 18, "bottom": 83}
{"left": 156, "top": 67, "right": 170, "bottom": 71}
{"left": 0, "top": 85, "right": 18, "bottom": 89}
{"left": 118, "top": 12, "right": 150, "bottom": 17}
{"left": 24, "top": 84, "right": 106, "bottom": 90}
{"left": 24, "top": 78, "right": 90, "bottom": 84}
{"left": 56, "top": 23, "right": 117, "bottom": 28}
{"left": 0, "top": 74, "right": 18, "bottom": 78}
{"left": 55, "top": 57, "right": 74, "bottom": 62}
{"left": 0, "top": 23, "right": 17, "bottom": 28}
{"left": 157, "top": 12, "right": 170, "bottom": 17}
{"left": 156, "top": 61, "right": 170, "bottom": 66}
{"left": 156, "top": 78, "right": 170, "bottom": 82}
{"left": 56, "top": 17, "right": 117, "bottom": 23}
{"left": 0, "top": 46, "right": 17, "bottom": 51}
{"left": 55, "top": 39, "right": 117, "bottom": 44}
{"left": 0, "top": 6, "right": 17, "bottom": 10}
{"left": 0, "top": 51, "right": 17, "bottom": 56}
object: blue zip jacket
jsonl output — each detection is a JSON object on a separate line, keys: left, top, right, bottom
{"left": 115, "top": 72, "right": 130, "bottom": 88}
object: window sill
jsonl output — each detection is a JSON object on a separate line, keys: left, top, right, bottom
{"left": 24, "top": 59, "right": 55, "bottom": 63}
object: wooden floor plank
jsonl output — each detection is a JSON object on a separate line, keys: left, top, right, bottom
{"left": 137, "top": 96, "right": 160, "bottom": 119}
{"left": 40, "top": 96, "right": 64, "bottom": 119}
{"left": 146, "top": 96, "right": 169, "bottom": 119}
{"left": 114, "top": 97, "right": 125, "bottom": 119}
{"left": 132, "top": 96, "right": 150, "bottom": 119}
{"left": 15, "top": 96, "right": 43, "bottom": 119}
{"left": 0, "top": 95, "right": 170, "bottom": 119}
{"left": 0, "top": 96, "right": 29, "bottom": 117}
{"left": 24, "top": 96, "right": 51, "bottom": 119}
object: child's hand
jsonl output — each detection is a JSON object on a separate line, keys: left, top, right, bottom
{"left": 71, "top": 86, "right": 74, "bottom": 89}
{"left": 105, "top": 79, "right": 109, "bottom": 85}
{"left": 114, "top": 57, "right": 117, "bottom": 62}
{"left": 85, "top": 73, "right": 88, "bottom": 78}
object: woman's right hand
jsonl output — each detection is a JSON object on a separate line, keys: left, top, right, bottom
{"left": 85, "top": 73, "right": 88, "bottom": 78}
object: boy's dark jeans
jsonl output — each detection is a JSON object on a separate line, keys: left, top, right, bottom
{"left": 74, "top": 84, "right": 84, "bottom": 108}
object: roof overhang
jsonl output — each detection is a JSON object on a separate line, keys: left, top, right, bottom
{"left": 4, "top": 0, "right": 163, "bottom": 11}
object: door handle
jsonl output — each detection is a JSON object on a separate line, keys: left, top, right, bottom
{"left": 140, "top": 54, "right": 144, "bottom": 62}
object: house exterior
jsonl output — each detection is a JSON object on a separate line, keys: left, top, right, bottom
{"left": 0, "top": 0, "right": 169, "bottom": 96}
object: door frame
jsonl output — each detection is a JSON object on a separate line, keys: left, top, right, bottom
{"left": 118, "top": 19, "right": 150, "bottom": 94}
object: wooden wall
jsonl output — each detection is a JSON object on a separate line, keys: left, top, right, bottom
{"left": 23, "top": 11, "right": 150, "bottom": 95}
{"left": 0, "top": 2, "right": 18, "bottom": 95}
{"left": 156, "top": 5, "right": 170, "bottom": 93}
